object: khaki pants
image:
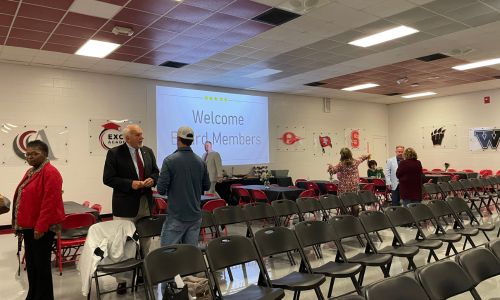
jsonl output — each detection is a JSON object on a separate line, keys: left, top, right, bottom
{"left": 114, "top": 195, "right": 151, "bottom": 284}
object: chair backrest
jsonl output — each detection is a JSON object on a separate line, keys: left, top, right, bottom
{"left": 90, "top": 203, "right": 102, "bottom": 213}
{"left": 271, "top": 199, "right": 299, "bottom": 217}
{"left": 456, "top": 248, "right": 500, "bottom": 285}
{"left": 447, "top": 168, "right": 457, "bottom": 172}
{"left": 462, "top": 169, "right": 474, "bottom": 173}
{"left": 358, "top": 190, "right": 378, "bottom": 206}
{"left": 61, "top": 213, "right": 96, "bottom": 230}
{"left": 431, "top": 168, "right": 443, "bottom": 172}
{"left": 437, "top": 181, "right": 452, "bottom": 194}
{"left": 451, "top": 175, "right": 460, "bottom": 181}
{"left": 294, "top": 220, "right": 336, "bottom": 248}
{"left": 365, "top": 274, "right": 430, "bottom": 300}
{"left": 359, "top": 211, "right": 392, "bottom": 233}
{"left": 135, "top": 215, "right": 166, "bottom": 239}
{"left": 359, "top": 177, "right": 369, "bottom": 183}
{"left": 407, "top": 203, "right": 435, "bottom": 223}
{"left": 296, "top": 197, "right": 323, "bottom": 214}
{"left": 372, "top": 178, "right": 386, "bottom": 188}
{"left": 254, "top": 226, "right": 302, "bottom": 256}
{"left": 212, "top": 205, "right": 247, "bottom": 226}
{"left": 422, "top": 168, "right": 429, "bottom": 172}
{"left": 459, "top": 178, "right": 473, "bottom": 189}
{"left": 295, "top": 178, "right": 307, "bottom": 186}
{"left": 469, "top": 178, "right": 482, "bottom": 189}
{"left": 202, "top": 199, "right": 226, "bottom": 212}
{"left": 304, "top": 181, "right": 320, "bottom": 195}
{"left": 82, "top": 200, "right": 90, "bottom": 207}
{"left": 329, "top": 214, "right": 366, "bottom": 239}
{"left": 446, "top": 197, "right": 472, "bottom": 215}
{"left": 416, "top": 260, "right": 477, "bottom": 299}
{"left": 200, "top": 210, "right": 216, "bottom": 229}
{"left": 479, "top": 169, "right": 493, "bottom": 177}
{"left": 423, "top": 183, "right": 440, "bottom": 197}
{"left": 487, "top": 239, "right": 500, "bottom": 259}
{"left": 206, "top": 235, "right": 262, "bottom": 270}
{"left": 242, "top": 202, "right": 275, "bottom": 222}
{"left": 362, "top": 183, "right": 375, "bottom": 192}
{"left": 426, "top": 200, "right": 454, "bottom": 219}
{"left": 324, "top": 182, "right": 338, "bottom": 193}
{"left": 299, "top": 189, "right": 316, "bottom": 198}
{"left": 384, "top": 206, "right": 415, "bottom": 227}
{"left": 496, "top": 170, "right": 500, "bottom": 176}
{"left": 339, "top": 192, "right": 361, "bottom": 208}
{"left": 319, "top": 194, "right": 344, "bottom": 211}
{"left": 144, "top": 244, "right": 209, "bottom": 285}
{"left": 235, "top": 187, "right": 251, "bottom": 197}
{"left": 448, "top": 180, "right": 463, "bottom": 192}
{"left": 250, "top": 189, "right": 268, "bottom": 202}
{"left": 153, "top": 197, "right": 168, "bottom": 215}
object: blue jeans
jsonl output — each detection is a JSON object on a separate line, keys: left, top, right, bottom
{"left": 391, "top": 186, "right": 401, "bottom": 206}
{"left": 160, "top": 216, "right": 202, "bottom": 247}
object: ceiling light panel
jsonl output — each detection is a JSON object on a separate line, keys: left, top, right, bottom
{"left": 75, "top": 40, "right": 120, "bottom": 58}
{"left": 452, "top": 58, "right": 500, "bottom": 70}
{"left": 402, "top": 91, "right": 437, "bottom": 98}
{"left": 348, "top": 25, "right": 419, "bottom": 47}
{"left": 341, "top": 83, "right": 379, "bottom": 91}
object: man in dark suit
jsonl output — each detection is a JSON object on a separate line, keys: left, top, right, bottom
{"left": 103, "top": 123, "right": 159, "bottom": 293}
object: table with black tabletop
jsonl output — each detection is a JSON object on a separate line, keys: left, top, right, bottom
{"left": 64, "top": 201, "right": 99, "bottom": 219}
{"left": 157, "top": 194, "right": 220, "bottom": 207}
{"left": 423, "top": 174, "right": 451, "bottom": 183}
{"left": 242, "top": 185, "right": 304, "bottom": 202}
{"left": 216, "top": 177, "right": 293, "bottom": 205}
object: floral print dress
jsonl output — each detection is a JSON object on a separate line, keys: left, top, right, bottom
{"left": 329, "top": 155, "right": 369, "bottom": 194}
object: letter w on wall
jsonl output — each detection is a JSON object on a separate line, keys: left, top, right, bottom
{"left": 474, "top": 130, "right": 500, "bottom": 149}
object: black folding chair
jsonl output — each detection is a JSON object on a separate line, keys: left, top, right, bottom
{"left": 254, "top": 226, "right": 326, "bottom": 300}
{"left": 294, "top": 220, "right": 363, "bottom": 298}
{"left": 318, "top": 194, "right": 345, "bottom": 220}
{"left": 296, "top": 197, "right": 324, "bottom": 222}
{"left": 143, "top": 244, "right": 214, "bottom": 299}
{"left": 359, "top": 211, "right": 419, "bottom": 271}
{"left": 423, "top": 183, "right": 442, "bottom": 200}
{"left": 271, "top": 199, "right": 299, "bottom": 227}
{"left": 462, "top": 178, "right": 490, "bottom": 215}
{"left": 339, "top": 192, "right": 362, "bottom": 215}
{"left": 358, "top": 190, "right": 382, "bottom": 211}
{"left": 242, "top": 202, "right": 277, "bottom": 237}
{"left": 446, "top": 197, "right": 495, "bottom": 242}
{"left": 416, "top": 260, "right": 482, "bottom": 300}
{"left": 407, "top": 203, "right": 462, "bottom": 257}
{"left": 449, "top": 180, "right": 482, "bottom": 216}
{"left": 487, "top": 238, "right": 500, "bottom": 258}
{"left": 206, "top": 235, "right": 285, "bottom": 300}
{"left": 456, "top": 247, "right": 500, "bottom": 288}
{"left": 365, "top": 273, "right": 430, "bottom": 300}
{"left": 437, "top": 181, "right": 453, "bottom": 199}
{"left": 329, "top": 215, "right": 393, "bottom": 286}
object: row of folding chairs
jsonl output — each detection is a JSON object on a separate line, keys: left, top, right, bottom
{"left": 346, "top": 238, "right": 500, "bottom": 300}
{"left": 424, "top": 176, "right": 500, "bottom": 216}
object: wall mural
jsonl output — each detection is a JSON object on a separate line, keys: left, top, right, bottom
{"left": 88, "top": 119, "right": 141, "bottom": 155}
{"left": 469, "top": 127, "right": 500, "bottom": 151}
{"left": 421, "top": 124, "right": 458, "bottom": 149}
{"left": 274, "top": 125, "right": 306, "bottom": 152}
{"left": 0, "top": 122, "right": 69, "bottom": 166}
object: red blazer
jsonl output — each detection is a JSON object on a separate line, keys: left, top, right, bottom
{"left": 396, "top": 159, "right": 423, "bottom": 201}
{"left": 13, "top": 162, "right": 65, "bottom": 232}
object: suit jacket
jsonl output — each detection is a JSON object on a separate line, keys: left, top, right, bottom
{"left": 103, "top": 143, "right": 159, "bottom": 218}
{"left": 385, "top": 156, "right": 399, "bottom": 189}
{"left": 203, "top": 151, "right": 223, "bottom": 182}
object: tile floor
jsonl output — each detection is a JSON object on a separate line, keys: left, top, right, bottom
{"left": 1, "top": 211, "right": 499, "bottom": 300}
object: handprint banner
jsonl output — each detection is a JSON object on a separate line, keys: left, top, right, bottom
{"left": 421, "top": 124, "right": 457, "bottom": 149}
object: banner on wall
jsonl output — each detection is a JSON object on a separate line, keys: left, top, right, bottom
{"left": 469, "top": 127, "right": 500, "bottom": 151}
{"left": 421, "top": 124, "right": 458, "bottom": 149}
{"left": 0, "top": 122, "right": 69, "bottom": 166}
{"left": 274, "top": 125, "right": 306, "bottom": 152}
{"left": 312, "top": 131, "right": 338, "bottom": 157}
{"left": 344, "top": 128, "right": 366, "bottom": 151}
{"left": 88, "top": 119, "right": 141, "bottom": 155}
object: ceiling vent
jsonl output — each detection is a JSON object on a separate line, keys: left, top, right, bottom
{"left": 253, "top": 8, "right": 300, "bottom": 26}
{"left": 416, "top": 53, "right": 449, "bottom": 62}
{"left": 304, "top": 81, "right": 327, "bottom": 87}
{"left": 159, "top": 61, "right": 188, "bottom": 68}
{"left": 384, "top": 92, "right": 403, "bottom": 96}
{"left": 278, "top": 0, "right": 332, "bottom": 14}
{"left": 443, "top": 48, "right": 474, "bottom": 57}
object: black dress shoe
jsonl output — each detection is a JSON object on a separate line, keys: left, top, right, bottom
{"left": 116, "top": 282, "right": 127, "bottom": 295}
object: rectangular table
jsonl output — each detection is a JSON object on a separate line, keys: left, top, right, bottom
{"left": 424, "top": 174, "right": 451, "bottom": 183}
{"left": 156, "top": 194, "right": 220, "bottom": 206}
{"left": 424, "top": 171, "right": 478, "bottom": 180}
{"left": 64, "top": 201, "right": 99, "bottom": 219}
{"left": 243, "top": 185, "right": 304, "bottom": 201}
{"left": 215, "top": 177, "right": 293, "bottom": 205}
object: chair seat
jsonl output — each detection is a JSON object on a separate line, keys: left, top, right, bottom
{"left": 336, "top": 295, "right": 365, "bottom": 300}
{"left": 348, "top": 253, "right": 392, "bottom": 266}
{"left": 223, "top": 284, "right": 285, "bottom": 300}
{"left": 427, "top": 233, "right": 461, "bottom": 242}
{"left": 311, "top": 261, "right": 362, "bottom": 277}
{"left": 271, "top": 272, "right": 325, "bottom": 290}
{"left": 478, "top": 224, "right": 495, "bottom": 231}
{"left": 60, "top": 227, "right": 90, "bottom": 239}
{"left": 378, "top": 245, "right": 419, "bottom": 257}
{"left": 447, "top": 228, "right": 479, "bottom": 236}
{"left": 96, "top": 258, "right": 142, "bottom": 273}
{"left": 406, "top": 239, "right": 443, "bottom": 249}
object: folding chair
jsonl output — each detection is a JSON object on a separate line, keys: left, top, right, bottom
{"left": 242, "top": 202, "right": 276, "bottom": 237}
{"left": 446, "top": 197, "right": 495, "bottom": 242}
{"left": 143, "top": 245, "right": 214, "bottom": 299}
{"left": 299, "top": 189, "right": 317, "bottom": 198}
{"left": 339, "top": 192, "right": 362, "bottom": 215}
{"left": 365, "top": 273, "right": 429, "bottom": 300}
{"left": 294, "top": 221, "right": 363, "bottom": 298}
{"left": 359, "top": 211, "right": 419, "bottom": 271}
{"left": 329, "top": 215, "right": 393, "bottom": 286}
{"left": 423, "top": 183, "right": 441, "bottom": 200}
{"left": 206, "top": 235, "right": 285, "bottom": 299}
{"left": 455, "top": 247, "right": 500, "bottom": 288}
{"left": 135, "top": 215, "right": 166, "bottom": 258}
{"left": 271, "top": 199, "right": 299, "bottom": 227}
{"left": 296, "top": 197, "right": 323, "bottom": 221}
{"left": 253, "top": 227, "right": 326, "bottom": 299}
{"left": 384, "top": 206, "right": 442, "bottom": 263}
{"left": 318, "top": 194, "right": 345, "bottom": 220}
{"left": 487, "top": 238, "right": 500, "bottom": 258}
{"left": 152, "top": 198, "right": 167, "bottom": 215}
{"left": 201, "top": 198, "right": 227, "bottom": 212}
{"left": 358, "top": 190, "right": 381, "bottom": 211}
{"left": 250, "top": 189, "right": 270, "bottom": 203}
{"left": 304, "top": 181, "right": 321, "bottom": 196}
{"left": 463, "top": 178, "right": 491, "bottom": 215}
{"left": 416, "top": 260, "right": 481, "bottom": 300}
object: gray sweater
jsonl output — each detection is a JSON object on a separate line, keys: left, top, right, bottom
{"left": 157, "top": 147, "right": 210, "bottom": 221}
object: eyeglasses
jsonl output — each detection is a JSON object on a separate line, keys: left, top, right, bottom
{"left": 25, "top": 151, "right": 42, "bottom": 158}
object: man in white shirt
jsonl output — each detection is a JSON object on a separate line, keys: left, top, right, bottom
{"left": 202, "top": 141, "right": 223, "bottom": 194}
{"left": 385, "top": 145, "right": 404, "bottom": 206}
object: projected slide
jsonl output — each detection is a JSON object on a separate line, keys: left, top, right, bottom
{"left": 156, "top": 86, "right": 269, "bottom": 165}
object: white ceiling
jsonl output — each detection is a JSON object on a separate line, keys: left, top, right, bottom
{"left": 1, "top": 0, "right": 500, "bottom": 104}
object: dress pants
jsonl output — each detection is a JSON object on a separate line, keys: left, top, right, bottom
{"left": 391, "top": 186, "right": 401, "bottom": 206}
{"left": 23, "top": 229, "right": 56, "bottom": 300}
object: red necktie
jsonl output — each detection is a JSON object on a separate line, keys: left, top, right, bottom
{"left": 135, "top": 149, "right": 145, "bottom": 180}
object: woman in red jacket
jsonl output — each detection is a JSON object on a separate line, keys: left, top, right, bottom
{"left": 12, "top": 140, "right": 65, "bottom": 300}
{"left": 396, "top": 147, "right": 423, "bottom": 207}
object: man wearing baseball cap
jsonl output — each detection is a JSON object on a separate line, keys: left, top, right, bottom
{"left": 157, "top": 126, "right": 210, "bottom": 247}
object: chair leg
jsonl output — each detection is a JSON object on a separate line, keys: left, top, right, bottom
{"left": 470, "top": 288, "right": 483, "bottom": 300}
{"left": 227, "top": 267, "right": 234, "bottom": 281}
{"left": 94, "top": 273, "right": 102, "bottom": 300}
{"left": 358, "top": 266, "right": 366, "bottom": 287}
{"left": 407, "top": 257, "right": 417, "bottom": 271}
{"left": 313, "top": 287, "right": 324, "bottom": 300}
{"left": 350, "top": 275, "right": 362, "bottom": 295}
{"left": 481, "top": 230, "right": 490, "bottom": 241}
{"left": 327, "top": 277, "right": 336, "bottom": 298}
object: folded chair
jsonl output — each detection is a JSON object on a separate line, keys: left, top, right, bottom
{"left": 206, "top": 235, "right": 285, "bottom": 299}
{"left": 294, "top": 220, "right": 363, "bottom": 298}
{"left": 384, "top": 206, "right": 443, "bottom": 263}
{"left": 253, "top": 226, "right": 326, "bottom": 300}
